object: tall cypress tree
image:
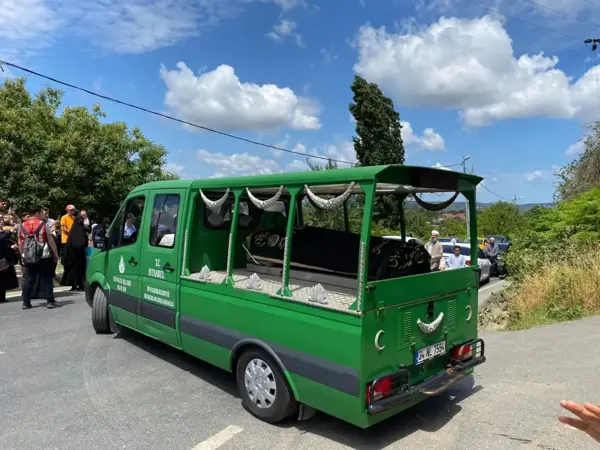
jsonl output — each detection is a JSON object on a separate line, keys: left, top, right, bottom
{"left": 349, "top": 75, "right": 405, "bottom": 167}
{"left": 349, "top": 76, "right": 405, "bottom": 227}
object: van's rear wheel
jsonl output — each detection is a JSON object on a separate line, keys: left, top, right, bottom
{"left": 236, "top": 350, "right": 298, "bottom": 423}
{"left": 91, "top": 288, "right": 112, "bottom": 334}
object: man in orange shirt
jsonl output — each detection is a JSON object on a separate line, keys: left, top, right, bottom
{"left": 60, "top": 205, "right": 76, "bottom": 246}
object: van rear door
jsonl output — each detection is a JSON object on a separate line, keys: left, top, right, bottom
{"left": 138, "top": 189, "right": 187, "bottom": 348}
{"left": 362, "top": 268, "right": 478, "bottom": 389}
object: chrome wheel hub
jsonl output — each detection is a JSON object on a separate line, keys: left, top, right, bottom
{"left": 244, "top": 358, "right": 277, "bottom": 409}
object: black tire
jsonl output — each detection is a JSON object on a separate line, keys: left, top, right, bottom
{"left": 91, "top": 288, "right": 112, "bottom": 334}
{"left": 236, "top": 349, "right": 298, "bottom": 424}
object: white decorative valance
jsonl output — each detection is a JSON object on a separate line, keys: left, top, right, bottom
{"left": 199, "top": 188, "right": 230, "bottom": 211}
{"left": 246, "top": 185, "right": 284, "bottom": 210}
{"left": 304, "top": 182, "right": 356, "bottom": 210}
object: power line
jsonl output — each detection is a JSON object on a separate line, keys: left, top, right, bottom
{"left": 0, "top": 59, "right": 353, "bottom": 166}
{"left": 460, "top": 0, "right": 584, "bottom": 41}
{"left": 580, "top": 0, "right": 600, "bottom": 9}
{"left": 520, "top": 0, "right": 600, "bottom": 30}
{"left": 480, "top": 183, "right": 512, "bottom": 202}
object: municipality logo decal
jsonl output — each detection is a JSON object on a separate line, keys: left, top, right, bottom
{"left": 118, "top": 256, "right": 125, "bottom": 274}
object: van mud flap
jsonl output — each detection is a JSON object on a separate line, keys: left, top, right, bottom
{"left": 367, "top": 339, "right": 486, "bottom": 415}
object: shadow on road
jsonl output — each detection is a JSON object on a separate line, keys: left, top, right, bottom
{"left": 293, "top": 376, "right": 483, "bottom": 449}
{"left": 117, "top": 328, "right": 239, "bottom": 398}
{"left": 116, "top": 329, "right": 484, "bottom": 448}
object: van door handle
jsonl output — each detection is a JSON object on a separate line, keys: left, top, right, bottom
{"left": 128, "top": 257, "right": 138, "bottom": 266}
{"left": 163, "top": 263, "right": 175, "bottom": 273}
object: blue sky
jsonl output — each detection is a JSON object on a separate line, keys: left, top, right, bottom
{"left": 1, "top": 0, "right": 598, "bottom": 203}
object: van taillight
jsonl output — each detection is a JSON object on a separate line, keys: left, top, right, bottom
{"left": 465, "top": 259, "right": 471, "bottom": 266}
{"left": 451, "top": 344, "right": 473, "bottom": 361}
{"left": 366, "top": 376, "right": 393, "bottom": 404}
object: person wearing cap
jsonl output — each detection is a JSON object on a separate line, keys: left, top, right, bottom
{"left": 60, "top": 205, "right": 76, "bottom": 247}
{"left": 425, "top": 230, "right": 444, "bottom": 271}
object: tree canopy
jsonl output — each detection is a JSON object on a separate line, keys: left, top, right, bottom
{"left": 349, "top": 75, "right": 405, "bottom": 167}
{"left": 349, "top": 75, "right": 405, "bottom": 227}
{"left": 0, "top": 78, "right": 177, "bottom": 219}
{"left": 555, "top": 122, "right": 600, "bottom": 201}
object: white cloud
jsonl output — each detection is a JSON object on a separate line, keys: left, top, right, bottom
{"left": 1, "top": 0, "right": 306, "bottom": 58}
{"left": 566, "top": 139, "right": 586, "bottom": 157}
{"left": 0, "top": 0, "right": 60, "bottom": 61}
{"left": 165, "top": 162, "right": 185, "bottom": 175}
{"left": 354, "top": 15, "right": 599, "bottom": 127}
{"left": 160, "top": 62, "right": 321, "bottom": 132}
{"left": 320, "top": 48, "right": 338, "bottom": 64}
{"left": 197, "top": 149, "right": 281, "bottom": 178}
{"left": 272, "top": 134, "right": 307, "bottom": 158}
{"left": 401, "top": 121, "right": 445, "bottom": 151}
{"left": 266, "top": 19, "right": 305, "bottom": 47}
{"left": 525, "top": 170, "right": 544, "bottom": 181}
{"left": 433, "top": 162, "right": 452, "bottom": 171}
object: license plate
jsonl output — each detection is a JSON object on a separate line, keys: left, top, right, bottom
{"left": 415, "top": 341, "right": 446, "bottom": 365}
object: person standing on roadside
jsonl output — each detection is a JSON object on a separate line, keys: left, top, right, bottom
{"left": 63, "top": 211, "right": 87, "bottom": 292}
{"left": 60, "top": 205, "right": 76, "bottom": 251}
{"left": 0, "top": 199, "right": 19, "bottom": 233}
{"left": 425, "top": 230, "right": 444, "bottom": 271}
{"left": 0, "top": 227, "right": 19, "bottom": 303}
{"left": 19, "top": 205, "right": 60, "bottom": 309}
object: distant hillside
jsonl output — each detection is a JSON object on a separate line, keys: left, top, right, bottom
{"left": 405, "top": 201, "right": 554, "bottom": 212}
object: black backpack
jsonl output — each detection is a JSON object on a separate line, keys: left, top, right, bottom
{"left": 20, "top": 222, "right": 45, "bottom": 265}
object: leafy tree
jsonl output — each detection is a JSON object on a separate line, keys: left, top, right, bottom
{"left": 555, "top": 121, "right": 600, "bottom": 201}
{"left": 477, "top": 201, "right": 523, "bottom": 237}
{"left": 349, "top": 75, "right": 404, "bottom": 167}
{"left": 0, "top": 78, "right": 177, "bottom": 219}
{"left": 306, "top": 158, "right": 338, "bottom": 171}
{"left": 349, "top": 75, "right": 405, "bottom": 227}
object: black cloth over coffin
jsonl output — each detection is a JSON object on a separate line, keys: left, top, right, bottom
{"left": 248, "top": 226, "right": 430, "bottom": 281}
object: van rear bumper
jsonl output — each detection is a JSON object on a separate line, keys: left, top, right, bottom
{"left": 367, "top": 339, "right": 486, "bottom": 415}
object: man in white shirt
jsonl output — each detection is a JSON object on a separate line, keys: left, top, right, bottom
{"left": 447, "top": 245, "right": 467, "bottom": 270}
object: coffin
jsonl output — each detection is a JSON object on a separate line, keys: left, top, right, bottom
{"left": 247, "top": 225, "right": 430, "bottom": 281}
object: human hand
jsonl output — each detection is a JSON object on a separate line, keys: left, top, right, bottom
{"left": 558, "top": 400, "right": 600, "bottom": 442}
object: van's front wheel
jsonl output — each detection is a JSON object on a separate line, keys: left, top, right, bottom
{"left": 236, "top": 350, "right": 297, "bottom": 423}
{"left": 91, "top": 288, "right": 112, "bottom": 334}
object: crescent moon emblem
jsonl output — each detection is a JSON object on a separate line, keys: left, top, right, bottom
{"left": 374, "top": 330, "right": 385, "bottom": 351}
{"left": 465, "top": 305, "right": 472, "bottom": 322}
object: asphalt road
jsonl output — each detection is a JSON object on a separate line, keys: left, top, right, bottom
{"left": 1, "top": 291, "right": 598, "bottom": 450}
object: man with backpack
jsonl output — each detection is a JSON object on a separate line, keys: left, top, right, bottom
{"left": 18, "top": 205, "right": 60, "bottom": 309}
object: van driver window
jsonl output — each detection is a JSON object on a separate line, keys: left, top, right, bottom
{"left": 110, "top": 196, "right": 145, "bottom": 249}
{"left": 150, "top": 194, "right": 180, "bottom": 248}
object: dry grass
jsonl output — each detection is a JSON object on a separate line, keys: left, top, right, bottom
{"left": 508, "top": 249, "right": 600, "bottom": 330}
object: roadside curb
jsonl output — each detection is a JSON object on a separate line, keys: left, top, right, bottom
{"left": 478, "top": 280, "right": 510, "bottom": 312}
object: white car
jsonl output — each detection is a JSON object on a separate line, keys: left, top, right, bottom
{"left": 441, "top": 243, "right": 491, "bottom": 283}
{"left": 382, "top": 236, "right": 425, "bottom": 246}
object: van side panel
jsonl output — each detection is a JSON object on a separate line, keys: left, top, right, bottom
{"left": 178, "top": 280, "right": 366, "bottom": 427}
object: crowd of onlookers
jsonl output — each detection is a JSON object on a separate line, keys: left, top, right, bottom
{"left": 0, "top": 199, "right": 110, "bottom": 307}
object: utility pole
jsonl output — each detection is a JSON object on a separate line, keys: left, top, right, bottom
{"left": 461, "top": 155, "right": 471, "bottom": 240}
{"left": 512, "top": 194, "right": 524, "bottom": 204}
{"left": 585, "top": 38, "right": 600, "bottom": 51}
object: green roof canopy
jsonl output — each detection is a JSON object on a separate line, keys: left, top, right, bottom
{"left": 133, "top": 165, "right": 483, "bottom": 195}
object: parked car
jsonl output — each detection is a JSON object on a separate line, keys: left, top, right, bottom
{"left": 383, "top": 235, "right": 425, "bottom": 246}
{"left": 442, "top": 243, "right": 491, "bottom": 283}
{"left": 486, "top": 235, "right": 509, "bottom": 243}
{"left": 438, "top": 237, "right": 464, "bottom": 243}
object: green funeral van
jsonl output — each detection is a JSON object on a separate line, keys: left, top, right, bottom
{"left": 85, "top": 164, "right": 486, "bottom": 428}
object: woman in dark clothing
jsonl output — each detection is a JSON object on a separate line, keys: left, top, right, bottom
{"left": 62, "top": 213, "right": 88, "bottom": 291}
{"left": 0, "top": 229, "right": 19, "bottom": 302}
